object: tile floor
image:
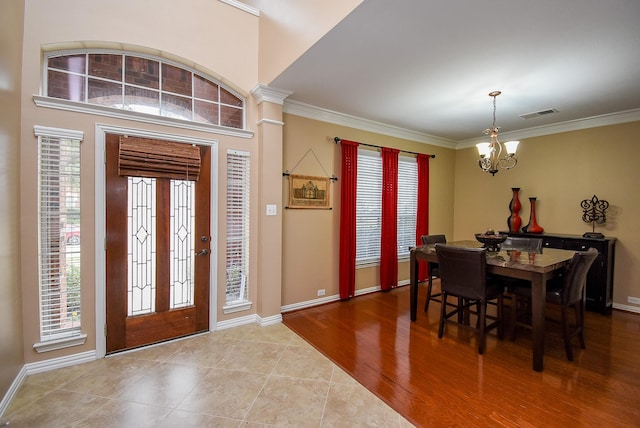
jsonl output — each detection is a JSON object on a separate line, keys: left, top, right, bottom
{"left": 3, "top": 323, "right": 413, "bottom": 427}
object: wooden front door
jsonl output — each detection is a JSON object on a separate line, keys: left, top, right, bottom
{"left": 105, "top": 133, "right": 211, "bottom": 353}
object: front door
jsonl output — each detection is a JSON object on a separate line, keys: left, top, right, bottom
{"left": 105, "top": 133, "right": 211, "bottom": 353}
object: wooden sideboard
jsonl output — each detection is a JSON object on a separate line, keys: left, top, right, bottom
{"left": 503, "top": 232, "right": 616, "bottom": 314}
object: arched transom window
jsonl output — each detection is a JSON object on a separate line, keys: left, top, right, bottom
{"left": 45, "top": 51, "right": 245, "bottom": 129}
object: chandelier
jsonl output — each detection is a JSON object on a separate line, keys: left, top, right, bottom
{"left": 476, "top": 91, "right": 519, "bottom": 175}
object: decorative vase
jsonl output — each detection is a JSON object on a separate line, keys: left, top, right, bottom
{"left": 522, "top": 197, "right": 544, "bottom": 234}
{"left": 507, "top": 187, "right": 522, "bottom": 233}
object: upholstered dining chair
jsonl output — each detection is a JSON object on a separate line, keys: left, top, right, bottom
{"left": 435, "top": 244, "right": 505, "bottom": 354}
{"left": 420, "top": 234, "right": 447, "bottom": 312}
{"left": 501, "top": 236, "right": 543, "bottom": 253}
{"left": 510, "top": 247, "right": 598, "bottom": 361}
{"left": 498, "top": 236, "right": 544, "bottom": 315}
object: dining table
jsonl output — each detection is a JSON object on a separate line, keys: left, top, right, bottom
{"left": 409, "top": 240, "right": 576, "bottom": 372}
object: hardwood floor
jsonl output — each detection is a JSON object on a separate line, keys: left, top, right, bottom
{"left": 283, "top": 283, "right": 640, "bottom": 427}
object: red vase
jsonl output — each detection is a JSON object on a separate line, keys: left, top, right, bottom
{"left": 507, "top": 187, "right": 522, "bottom": 233}
{"left": 522, "top": 197, "right": 544, "bottom": 234}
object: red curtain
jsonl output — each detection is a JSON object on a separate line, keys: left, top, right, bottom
{"left": 380, "top": 147, "right": 399, "bottom": 290}
{"left": 416, "top": 154, "right": 431, "bottom": 281}
{"left": 339, "top": 140, "right": 359, "bottom": 299}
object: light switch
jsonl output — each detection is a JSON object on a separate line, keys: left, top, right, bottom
{"left": 266, "top": 204, "right": 277, "bottom": 216}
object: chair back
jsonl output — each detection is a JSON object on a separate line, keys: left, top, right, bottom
{"left": 435, "top": 244, "right": 487, "bottom": 300}
{"left": 421, "top": 234, "right": 447, "bottom": 246}
{"left": 502, "top": 237, "right": 543, "bottom": 253}
{"left": 562, "top": 247, "right": 599, "bottom": 305}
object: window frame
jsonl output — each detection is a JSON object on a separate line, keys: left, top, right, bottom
{"left": 35, "top": 49, "right": 253, "bottom": 139}
{"left": 33, "top": 126, "right": 87, "bottom": 353}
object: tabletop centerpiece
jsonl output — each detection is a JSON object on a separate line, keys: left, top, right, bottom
{"left": 474, "top": 229, "right": 508, "bottom": 252}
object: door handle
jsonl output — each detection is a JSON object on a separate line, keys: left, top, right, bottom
{"left": 195, "top": 248, "right": 209, "bottom": 256}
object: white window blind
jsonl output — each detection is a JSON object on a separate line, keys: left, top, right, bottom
{"left": 37, "top": 130, "right": 82, "bottom": 342}
{"left": 397, "top": 156, "right": 418, "bottom": 259}
{"left": 355, "top": 149, "right": 418, "bottom": 265}
{"left": 356, "top": 149, "right": 382, "bottom": 264}
{"left": 226, "top": 149, "right": 250, "bottom": 304}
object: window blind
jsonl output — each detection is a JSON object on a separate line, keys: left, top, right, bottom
{"left": 118, "top": 136, "right": 201, "bottom": 181}
{"left": 355, "top": 149, "right": 418, "bottom": 265}
{"left": 38, "top": 135, "right": 82, "bottom": 341}
{"left": 226, "top": 149, "right": 250, "bottom": 304}
{"left": 397, "top": 156, "right": 418, "bottom": 258}
{"left": 356, "top": 149, "right": 382, "bottom": 264}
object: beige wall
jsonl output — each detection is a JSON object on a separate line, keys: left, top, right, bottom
{"left": 281, "top": 116, "right": 640, "bottom": 310}
{"left": 0, "top": 0, "right": 26, "bottom": 400}
{"left": 241, "top": 0, "right": 364, "bottom": 83}
{"left": 453, "top": 121, "right": 640, "bottom": 308}
{"left": 19, "top": 0, "right": 262, "bottom": 363}
{"left": 281, "top": 113, "right": 455, "bottom": 306}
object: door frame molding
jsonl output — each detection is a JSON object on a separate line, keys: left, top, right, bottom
{"left": 94, "top": 123, "right": 219, "bottom": 358}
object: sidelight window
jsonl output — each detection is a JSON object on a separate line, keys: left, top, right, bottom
{"left": 34, "top": 126, "right": 87, "bottom": 352}
{"left": 225, "top": 150, "right": 251, "bottom": 310}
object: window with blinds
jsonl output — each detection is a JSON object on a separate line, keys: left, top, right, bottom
{"left": 225, "top": 149, "right": 250, "bottom": 305}
{"left": 356, "top": 150, "right": 382, "bottom": 264}
{"left": 397, "top": 155, "right": 418, "bottom": 258}
{"left": 36, "top": 128, "right": 83, "bottom": 344}
{"left": 355, "top": 149, "right": 417, "bottom": 265}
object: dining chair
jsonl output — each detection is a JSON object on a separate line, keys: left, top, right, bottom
{"left": 499, "top": 236, "right": 544, "bottom": 318}
{"left": 501, "top": 236, "right": 543, "bottom": 253}
{"left": 435, "top": 244, "right": 504, "bottom": 354}
{"left": 420, "top": 234, "right": 447, "bottom": 312}
{"left": 510, "top": 247, "right": 598, "bottom": 361}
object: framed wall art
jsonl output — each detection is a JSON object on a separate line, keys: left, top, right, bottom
{"left": 288, "top": 174, "right": 330, "bottom": 209}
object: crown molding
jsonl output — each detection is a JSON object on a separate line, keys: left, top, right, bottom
{"left": 218, "top": 0, "right": 260, "bottom": 16}
{"left": 251, "top": 84, "right": 293, "bottom": 105}
{"left": 283, "top": 98, "right": 640, "bottom": 150}
{"left": 457, "top": 108, "right": 640, "bottom": 149}
{"left": 283, "top": 99, "right": 455, "bottom": 148}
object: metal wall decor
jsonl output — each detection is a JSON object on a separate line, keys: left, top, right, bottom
{"left": 581, "top": 194, "right": 609, "bottom": 238}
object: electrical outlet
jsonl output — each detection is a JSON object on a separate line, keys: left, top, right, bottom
{"left": 628, "top": 296, "right": 640, "bottom": 305}
{"left": 317, "top": 289, "right": 326, "bottom": 297}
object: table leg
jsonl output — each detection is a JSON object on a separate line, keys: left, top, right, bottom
{"left": 531, "top": 273, "right": 547, "bottom": 372}
{"left": 410, "top": 252, "right": 418, "bottom": 321}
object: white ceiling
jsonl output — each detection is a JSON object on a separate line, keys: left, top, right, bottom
{"left": 269, "top": 0, "right": 640, "bottom": 146}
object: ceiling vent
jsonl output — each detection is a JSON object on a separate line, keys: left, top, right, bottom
{"left": 519, "top": 108, "right": 559, "bottom": 119}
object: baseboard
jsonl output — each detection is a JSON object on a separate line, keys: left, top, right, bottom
{"left": 280, "top": 281, "right": 410, "bottom": 313}
{"left": 215, "top": 312, "right": 283, "bottom": 330}
{"left": 23, "top": 350, "right": 97, "bottom": 376}
{"left": 612, "top": 303, "right": 640, "bottom": 314}
{"left": 0, "top": 350, "right": 96, "bottom": 418}
{"left": 281, "top": 294, "right": 341, "bottom": 313}
{"left": 256, "top": 313, "right": 283, "bottom": 326}
{"left": 215, "top": 314, "right": 258, "bottom": 330}
{"left": 0, "top": 366, "right": 27, "bottom": 418}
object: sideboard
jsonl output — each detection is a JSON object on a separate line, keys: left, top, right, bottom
{"left": 504, "top": 232, "right": 616, "bottom": 314}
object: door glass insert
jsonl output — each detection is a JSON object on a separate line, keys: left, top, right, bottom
{"left": 127, "top": 177, "right": 157, "bottom": 316}
{"left": 170, "top": 180, "right": 195, "bottom": 309}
